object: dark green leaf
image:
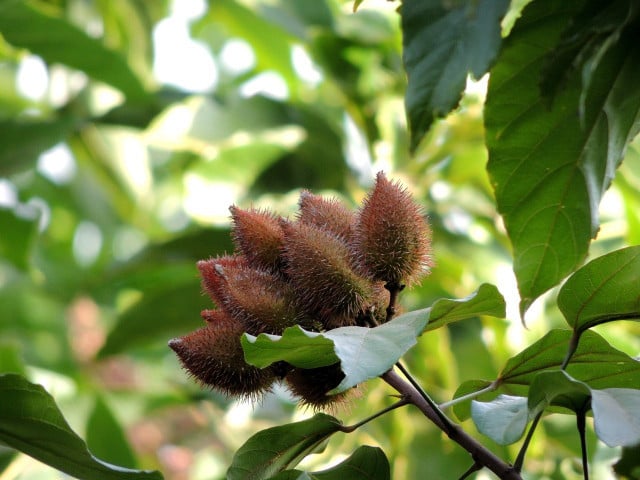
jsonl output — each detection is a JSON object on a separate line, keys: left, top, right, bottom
{"left": 0, "top": 207, "right": 39, "bottom": 270}
{"left": 0, "top": 0, "right": 148, "bottom": 101}
{"left": 423, "top": 283, "right": 506, "bottom": 332}
{"left": 485, "top": 1, "right": 640, "bottom": 314}
{"left": 226, "top": 413, "right": 342, "bottom": 480}
{"left": 592, "top": 388, "right": 640, "bottom": 447}
{"left": 471, "top": 395, "right": 529, "bottom": 445}
{"left": 527, "top": 370, "right": 591, "bottom": 414}
{"left": 558, "top": 246, "right": 640, "bottom": 332}
{"left": 0, "top": 374, "right": 162, "bottom": 480}
{"left": 402, "top": 0, "right": 509, "bottom": 150}
{"left": 269, "top": 446, "right": 390, "bottom": 480}
{"left": 86, "top": 396, "right": 138, "bottom": 469}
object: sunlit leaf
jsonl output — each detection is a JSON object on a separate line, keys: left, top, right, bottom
{"left": 226, "top": 413, "right": 342, "bottom": 480}
{"left": 0, "top": 1, "right": 148, "bottom": 101}
{"left": 485, "top": 1, "right": 640, "bottom": 314}
{"left": 592, "top": 388, "right": 640, "bottom": 447}
{"left": 471, "top": 395, "right": 529, "bottom": 445}
{"left": 558, "top": 246, "right": 640, "bottom": 332}
{"left": 452, "top": 329, "right": 640, "bottom": 420}
{"left": 0, "top": 374, "right": 162, "bottom": 480}
{"left": 269, "top": 446, "right": 390, "bottom": 480}
{"left": 244, "top": 285, "right": 506, "bottom": 393}
{"left": 402, "top": 0, "right": 509, "bottom": 150}
{"left": 423, "top": 283, "right": 505, "bottom": 332}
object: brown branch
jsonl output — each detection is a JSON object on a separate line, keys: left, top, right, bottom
{"left": 382, "top": 369, "right": 522, "bottom": 480}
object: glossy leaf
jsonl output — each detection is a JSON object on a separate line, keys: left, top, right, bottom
{"left": 592, "top": 388, "right": 640, "bottom": 447}
{"left": 269, "top": 446, "right": 390, "bottom": 480}
{"left": 558, "top": 246, "right": 640, "bottom": 332}
{"left": 0, "top": 1, "right": 148, "bottom": 101}
{"left": 226, "top": 413, "right": 342, "bottom": 480}
{"left": 402, "top": 0, "right": 509, "bottom": 150}
{"left": 485, "top": 1, "right": 640, "bottom": 314}
{"left": 471, "top": 395, "right": 529, "bottom": 445}
{"left": 0, "top": 374, "right": 162, "bottom": 480}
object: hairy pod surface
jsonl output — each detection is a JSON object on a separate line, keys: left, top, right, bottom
{"left": 230, "top": 206, "right": 285, "bottom": 274}
{"left": 354, "top": 172, "right": 432, "bottom": 286}
{"left": 168, "top": 311, "right": 275, "bottom": 398}
{"left": 297, "top": 190, "right": 355, "bottom": 240}
{"left": 285, "top": 364, "right": 350, "bottom": 409}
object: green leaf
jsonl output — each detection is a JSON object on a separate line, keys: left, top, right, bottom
{"left": 423, "top": 283, "right": 506, "bottom": 332}
{"left": 86, "top": 396, "right": 138, "bottom": 469}
{"left": 0, "top": 117, "right": 77, "bottom": 175}
{"left": 0, "top": 0, "right": 148, "bottom": 101}
{"left": 0, "top": 374, "right": 162, "bottom": 480}
{"left": 558, "top": 246, "right": 640, "bottom": 332}
{"left": 402, "top": 0, "right": 509, "bottom": 151}
{"left": 527, "top": 370, "right": 591, "bottom": 414}
{"left": 485, "top": 1, "right": 640, "bottom": 314}
{"left": 471, "top": 395, "right": 529, "bottom": 445}
{"left": 592, "top": 388, "right": 640, "bottom": 447}
{"left": 452, "top": 329, "right": 640, "bottom": 420}
{"left": 242, "top": 326, "right": 339, "bottom": 369}
{"left": 0, "top": 343, "right": 26, "bottom": 376}
{"left": 269, "top": 446, "right": 390, "bottom": 480}
{"left": 244, "top": 285, "right": 506, "bottom": 393}
{"left": 0, "top": 207, "right": 39, "bottom": 270}
{"left": 226, "top": 413, "right": 342, "bottom": 480}
{"left": 244, "top": 310, "right": 426, "bottom": 394}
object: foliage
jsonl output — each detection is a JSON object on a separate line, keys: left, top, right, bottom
{"left": 0, "top": 0, "right": 639, "bottom": 479}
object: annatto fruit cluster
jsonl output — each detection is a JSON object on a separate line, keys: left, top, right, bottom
{"left": 169, "top": 172, "right": 432, "bottom": 408}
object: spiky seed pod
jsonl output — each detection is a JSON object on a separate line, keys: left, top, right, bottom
{"left": 285, "top": 364, "right": 350, "bottom": 409}
{"left": 198, "top": 255, "right": 246, "bottom": 306}
{"left": 168, "top": 311, "right": 275, "bottom": 399}
{"left": 282, "top": 221, "right": 375, "bottom": 327}
{"left": 297, "top": 190, "right": 355, "bottom": 240}
{"left": 214, "top": 262, "right": 302, "bottom": 335}
{"left": 353, "top": 172, "right": 432, "bottom": 287}
{"left": 230, "top": 206, "right": 285, "bottom": 274}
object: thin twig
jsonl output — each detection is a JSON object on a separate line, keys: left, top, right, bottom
{"left": 382, "top": 369, "right": 522, "bottom": 479}
{"left": 514, "top": 411, "right": 542, "bottom": 472}
{"left": 459, "top": 461, "right": 483, "bottom": 480}
{"left": 577, "top": 408, "right": 589, "bottom": 480}
{"left": 339, "top": 396, "right": 410, "bottom": 433}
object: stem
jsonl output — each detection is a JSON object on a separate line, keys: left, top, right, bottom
{"left": 339, "top": 397, "right": 410, "bottom": 433}
{"left": 577, "top": 409, "right": 589, "bottom": 480}
{"left": 385, "top": 281, "right": 404, "bottom": 322}
{"left": 513, "top": 411, "right": 542, "bottom": 472}
{"left": 396, "top": 361, "right": 455, "bottom": 432}
{"left": 459, "top": 462, "right": 482, "bottom": 480}
{"left": 561, "top": 330, "right": 581, "bottom": 370}
{"left": 439, "top": 382, "right": 498, "bottom": 410}
{"left": 382, "top": 369, "right": 522, "bottom": 479}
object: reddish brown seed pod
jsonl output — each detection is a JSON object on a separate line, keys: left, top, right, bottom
{"left": 285, "top": 364, "right": 351, "bottom": 409}
{"left": 230, "top": 206, "right": 285, "bottom": 274}
{"left": 297, "top": 190, "right": 355, "bottom": 240}
{"left": 353, "top": 172, "right": 432, "bottom": 287}
{"left": 168, "top": 311, "right": 275, "bottom": 399}
{"left": 197, "top": 255, "right": 246, "bottom": 306}
{"left": 282, "top": 221, "right": 375, "bottom": 327}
